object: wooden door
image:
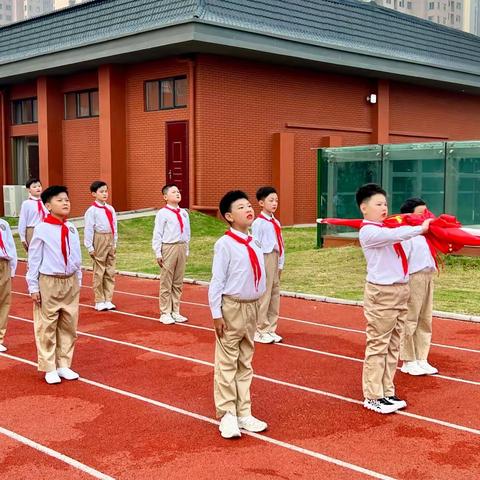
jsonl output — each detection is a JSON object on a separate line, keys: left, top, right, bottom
{"left": 166, "top": 121, "right": 189, "bottom": 208}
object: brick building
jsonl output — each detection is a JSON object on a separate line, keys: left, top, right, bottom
{"left": 1, "top": 0, "right": 480, "bottom": 224}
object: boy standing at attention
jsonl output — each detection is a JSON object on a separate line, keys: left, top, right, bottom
{"left": 152, "top": 184, "right": 190, "bottom": 324}
{"left": 18, "top": 178, "right": 48, "bottom": 251}
{"left": 27, "top": 186, "right": 82, "bottom": 385}
{"left": 0, "top": 217, "right": 18, "bottom": 352}
{"left": 357, "top": 184, "right": 431, "bottom": 414}
{"left": 209, "top": 190, "right": 268, "bottom": 439}
{"left": 84, "top": 181, "right": 118, "bottom": 311}
{"left": 400, "top": 197, "right": 438, "bottom": 376}
{"left": 252, "top": 186, "right": 284, "bottom": 344}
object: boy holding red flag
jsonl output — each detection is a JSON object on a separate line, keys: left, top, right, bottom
{"left": 84, "top": 180, "right": 118, "bottom": 312}
{"left": 208, "top": 190, "right": 267, "bottom": 438}
{"left": 26, "top": 186, "right": 82, "bottom": 385}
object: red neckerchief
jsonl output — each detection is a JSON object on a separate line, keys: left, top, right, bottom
{"left": 44, "top": 214, "right": 70, "bottom": 266}
{"left": 258, "top": 213, "right": 284, "bottom": 257}
{"left": 225, "top": 230, "right": 262, "bottom": 291}
{"left": 361, "top": 221, "right": 408, "bottom": 276}
{"left": 92, "top": 202, "right": 115, "bottom": 235}
{"left": 164, "top": 205, "right": 184, "bottom": 233}
{"left": 0, "top": 228, "right": 7, "bottom": 256}
{"left": 31, "top": 197, "right": 46, "bottom": 221}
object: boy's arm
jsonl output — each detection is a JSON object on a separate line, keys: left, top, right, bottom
{"left": 360, "top": 224, "right": 425, "bottom": 248}
{"left": 208, "top": 241, "right": 229, "bottom": 324}
{"left": 152, "top": 211, "right": 166, "bottom": 259}
{"left": 5, "top": 225, "right": 17, "bottom": 277}
{"left": 72, "top": 226, "right": 83, "bottom": 287}
{"left": 26, "top": 232, "right": 43, "bottom": 294}
{"left": 112, "top": 207, "right": 118, "bottom": 248}
{"left": 83, "top": 208, "right": 95, "bottom": 253}
{"left": 185, "top": 212, "right": 191, "bottom": 256}
{"left": 18, "top": 202, "right": 27, "bottom": 243}
{"left": 251, "top": 219, "right": 263, "bottom": 245}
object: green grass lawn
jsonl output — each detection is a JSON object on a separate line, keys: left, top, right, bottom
{"left": 6, "top": 211, "right": 480, "bottom": 315}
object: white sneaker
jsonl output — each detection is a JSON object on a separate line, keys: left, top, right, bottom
{"left": 363, "top": 398, "right": 397, "bottom": 414}
{"left": 254, "top": 332, "right": 275, "bottom": 344}
{"left": 0, "top": 344, "right": 7, "bottom": 352}
{"left": 385, "top": 395, "right": 407, "bottom": 410}
{"left": 105, "top": 301, "right": 116, "bottom": 310}
{"left": 159, "top": 313, "right": 175, "bottom": 325}
{"left": 237, "top": 415, "right": 268, "bottom": 433}
{"left": 171, "top": 312, "right": 188, "bottom": 323}
{"left": 45, "top": 371, "right": 61, "bottom": 384}
{"left": 219, "top": 412, "right": 241, "bottom": 439}
{"left": 57, "top": 367, "right": 79, "bottom": 380}
{"left": 401, "top": 361, "right": 427, "bottom": 376}
{"left": 269, "top": 332, "right": 283, "bottom": 343}
{"left": 95, "top": 302, "right": 108, "bottom": 311}
{"left": 417, "top": 360, "right": 438, "bottom": 375}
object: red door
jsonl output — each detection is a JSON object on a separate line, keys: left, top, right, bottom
{"left": 166, "top": 121, "right": 189, "bottom": 208}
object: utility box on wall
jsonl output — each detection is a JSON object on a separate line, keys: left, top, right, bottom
{"left": 3, "top": 185, "right": 28, "bottom": 217}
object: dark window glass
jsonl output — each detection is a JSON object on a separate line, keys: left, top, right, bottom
{"left": 11, "top": 98, "right": 37, "bottom": 125}
{"left": 175, "top": 78, "right": 188, "bottom": 107}
{"left": 145, "top": 76, "right": 187, "bottom": 111}
{"left": 64, "top": 90, "right": 99, "bottom": 119}
{"left": 22, "top": 100, "right": 33, "bottom": 123}
{"left": 90, "top": 90, "right": 99, "bottom": 116}
{"left": 161, "top": 79, "right": 174, "bottom": 109}
{"left": 64, "top": 93, "right": 76, "bottom": 120}
{"left": 145, "top": 81, "right": 159, "bottom": 111}
{"left": 77, "top": 92, "right": 90, "bottom": 117}
{"left": 13, "top": 101, "right": 22, "bottom": 124}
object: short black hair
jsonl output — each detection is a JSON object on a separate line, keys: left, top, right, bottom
{"left": 219, "top": 190, "right": 249, "bottom": 221}
{"left": 41, "top": 185, "right": 69, "bottom": 204}
{"left": 90, "top": 180, "right": 107, "bottom": 193}
{"left": 256, "top": 186, "right": 277, "bottom": 201}
{"left": 355, "top": 183, "right": 386, "bottom": 207}
{"left": 400, "top": 197, "right": 426, "bottom": 214}
{"left": 26, "top": 178, "right": 41, "bottom": 189}
{"left": 162, "top": 184, "right": 178, "bottom": 195}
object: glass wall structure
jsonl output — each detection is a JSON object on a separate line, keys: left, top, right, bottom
{"left": 317, "top": 141, "right": 480, "bottom": 246}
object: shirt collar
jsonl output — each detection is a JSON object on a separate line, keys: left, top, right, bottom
{"left": 230, "top": 227, "right": 249, "bottom": 239}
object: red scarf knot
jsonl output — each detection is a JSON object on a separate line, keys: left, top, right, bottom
{"left": 44, "top": 214, "right": 70, "bottom": 266}
{"left": 259, "top": 213, "right": 284, "bottom": 257}
{"left": 225, "top": 230, "right": 262, "bottom": 291}
{"left": 92, "top": 203, "right": 115, "bottom": 235}
{"left": 164, "top": 205, "right": 184, "bottom": 233}
{"left": 32, "top": 198, "right": 46, "bottom": 221}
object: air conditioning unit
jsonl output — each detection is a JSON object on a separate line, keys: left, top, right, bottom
{"left": 3, "top": 185, "right": 28, "bottom": 217}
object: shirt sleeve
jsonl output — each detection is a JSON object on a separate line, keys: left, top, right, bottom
{"left": 72, "top": 226, "right": 83, "bottom": 287}
{"left": 18, "top": 201, "right": 27, "bottom": 242}
{"left": 278, "top": 221, "right": 285, "bottom": 270}
{"left": 185, "top": 211, "right": 191, "bottom": 256}
{"left": 208, "top": 241, "right": 229, "bottom": 319}
{"left": 152, "top": 211, "right": 166, "bottom": 258}
{"left": 26, "top": 230, "right": 43, "bottom": 293}
{"left": 251, "top": 219, "right": 263, "bottom": 247}
{"left": 360, "top": 225, "right": 424, "bottom": 249}
{"left": 5, "top": 225, "right": 17, "bottom": 277}
{"left": 112, "top": 206, "right": 118, "bottom": 247}
{"left": 83, "top": 208, "right": 95, "bottom": 253}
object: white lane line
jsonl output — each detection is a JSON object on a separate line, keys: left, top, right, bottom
{"left": 0, "top": 425, "right": 115, "bottom": 480}
{"left": 0, "top": 352, "right": 396, "bottom": 480}
{"left": 10, "top": 294, "right": 480, "bottom": 387}
{"left": 8, "top": 315, "right": 480, "bottom": 436}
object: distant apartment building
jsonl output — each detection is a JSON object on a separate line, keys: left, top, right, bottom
{"left": 0, "top": 1, "right": 15, "bottom": 26}
{"left": 468, "top": 0, "right": 480, "bottom": 35}
{"left": 22, "top": 0, "right": 54, "bottom": 19}
{"left": 55, "top": 0, "right": 87, "bottom": 8}
{"left": 374, "top": 0, "right": 464, "bottom": 30}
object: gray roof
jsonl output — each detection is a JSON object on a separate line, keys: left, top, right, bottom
{"left": 1, "top": 0, "right": 480, "bottom": 90}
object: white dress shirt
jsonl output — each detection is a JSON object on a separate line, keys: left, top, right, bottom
{"left": 18, "top": 196, "right": 49, "bottom": 242}
{"left": 208, "top": 228, "right": 267, "bottom": 319}
{"left": 403, "top": 235, "right": 436, "bottom": 275}
{"left": 359, "top": 221, "right": 424, "bottom": 285}
{"left": 0, "top": 219, "right": 18, "bottom": 277}
{"left": 84, "top": 201, "right": 118, "bottom": 253}
{"left": 26, "top": 221, "right": 82, "bottom": 293}
{"left": 152, "top": 206, "right": 191, "bottom": 258}
{"left": 251, "top": 213, "right": 285, "bottom": 269}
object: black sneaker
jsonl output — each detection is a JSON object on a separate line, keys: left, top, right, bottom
{"left": 386, "top": 395, "right": 407, "bottom": 410}
{"left": 363, "top": 397, "right": 397, "bottom": 414}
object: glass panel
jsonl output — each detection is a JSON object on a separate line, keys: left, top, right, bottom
{"left": 145, "top": 81, "right": 159, "bottom": 111}
{"left": 64, "top": 93, "right": 76, "bottom": 119}
{"left": 77, "top": 92, "right": 90, "bottom": 117}
{"left": 161, "top": 79, "right": 174, "bottom": 109}
{"left": 174, "top": 77, "right": 187, "bottom": 107}
{"left": 90, "top": 90, "right": 99, "bottom": 116}
{"left": 32, "top": 98, "right": 38, "bottom": 122}
{"left": 12, "top": 100, "right": 22, "bottom": 124}
{"left": 11, "top": 136, "right": 39, "bottom": 185}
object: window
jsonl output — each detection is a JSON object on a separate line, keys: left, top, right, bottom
{"left": 64, "top": 90, "right": 99, "bottom": 119}
{"left": 429, "top": 2, "right": 434, "bottom": 9}
{"left": 407, "top": 1, "right": 412, "bottom": 9}
{"left": 428, "top": 15, "right": 434, "bottom": 20}
{"left": 456, "top": 2, "right": 461, "bottom": 9}
{"left": 6, "top": 4, "right": 11, "bottom": 10}
{"left": 398, "top": 0, "right": 404, "bottom": 7}
{"left": 456, "top": 14, "right": 460, "bottom": 21}
{"left": 11, "top": 136, "right": 39, "bottom": 185}
{"left": 145, "top": 77, "right": 187, "bottom": 111}
{"left": 11, "top": 98, "right": 37, "bottom": 125}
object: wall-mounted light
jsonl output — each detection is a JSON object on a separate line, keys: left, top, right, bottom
{"left": 366, "top": 94, "right": 377, "bottom": 104}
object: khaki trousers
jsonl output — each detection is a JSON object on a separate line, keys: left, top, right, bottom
{"left": 257, "top": 251, "right": 280, "bottom": 334}
{"left": 92, "top": 232, "right": 116, "bottom": 303}
{"left": 34, "top": 274, "right": 80, "bottom": 372}
{"left": 400, "top": 270, "right": 435, "bottom": 361}
{"left": 0, "top": 259, "right": 11, "bottom": 343}
{"left": 214, "top": 296, "right": 258, "bottom": 418}
{"left": 159, "top": 243, "right": 187, "bottom": 315}
{"left": 362, "top": 282, "right": 409, "bottom": 400}
{"left": 26, "top": 227, "right": 35, "bottom": 246}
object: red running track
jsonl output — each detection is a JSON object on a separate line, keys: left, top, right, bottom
{"left": 0, "top": 262, "right": 479, "bottom": 479}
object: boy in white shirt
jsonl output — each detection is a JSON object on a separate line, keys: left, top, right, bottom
{"left": 152, "top": 184, "right": 191, "bottom": 324}
{"left": 84, "top": 181, "right": 118, "bottom": 311}
{"left": 27, "top": 186, "right": 82, "bottom": 385}
{"left": 399, "top": 198, "right": 438, "bottom": 376}
{"left": 252, "top": 186, "right": 284, "bottom": 344}
{"left": 357, "top": 184, "right": 431, "bottom": 414}
{"left": 18, "top": 178, "right": 48, "bottom": 251}
{"left": 209, "top": 190, "right": 267, "bottom": 439}
{"left": 0, "top": 218, "right": 18, "bottom": 352}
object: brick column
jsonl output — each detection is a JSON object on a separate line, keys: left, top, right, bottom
{"left": 0, "top": 90, "right": 8, "bottom": 216}
{"left": 373, "top": 79, "right": 390, "bottom": 144}
{"left": 272, "top": 132, "right": 295, "bottom": 225}
{"left": 98, "top": 65, "right": 127, "bottom": 211}
{"left": 37, "top": 76, "right": 63, "bottom": 185}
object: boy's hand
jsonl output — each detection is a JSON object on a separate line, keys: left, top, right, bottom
{"left": 31, "top": 292, "right": 41, "bottom": 305}
{"left": 213, "top": 317, "right": 227, "bottom": 337}
{"left": 22, "top": 241, "right": 29, "bottom": 252}
{"left": 421, "top": 218, "right": 433, "bottom": 233}
{"left": 278, "top": 269, "right": 282, "bottom": 279}
{"left": 157, "top": 257, "right": 163, "bottom": 268}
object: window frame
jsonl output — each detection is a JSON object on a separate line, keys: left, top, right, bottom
{"left": 144, "top": 76, "right": 188, "bottom": 112}
{"left": 11, "top": 97, "right": 38, "bottom": 125}
{"left": 64, "top": 89, "right": 99, "bottom": 120}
